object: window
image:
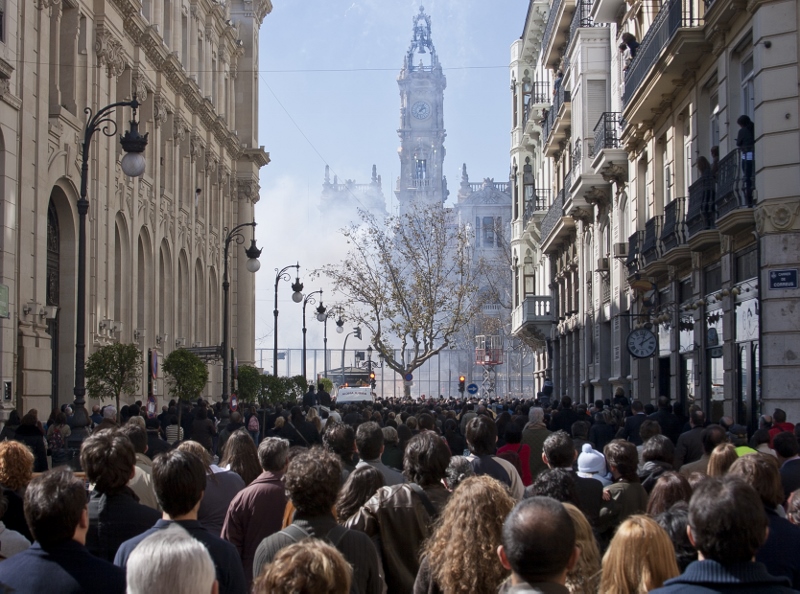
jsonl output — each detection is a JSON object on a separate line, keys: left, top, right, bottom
{"left": 741, "top": 54, "right": 754, "bottom": 121}
{"left": 735, "top": 248, "right": 758, "bottom": 282}
{"left": 482, "top": 217, "right": 496, "bottom": 247}
{"left": 512, "top": 77, "right": 518, "bottom": 128}
{"left": 709, "top": 91, "right": 720, "bottom": 150}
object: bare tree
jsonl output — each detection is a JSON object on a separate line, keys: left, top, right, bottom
{"left": 320, "top": 204, "right": 486, "bottom": 396}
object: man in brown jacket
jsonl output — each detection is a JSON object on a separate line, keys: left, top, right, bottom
{"left": 221, "top": 437, "right": 289, "bottom": 585}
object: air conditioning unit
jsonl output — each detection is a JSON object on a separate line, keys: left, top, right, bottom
{"left": 613, "top": 242, "right": 628, "bottom": 259}
{"left": 597, "top": 257, "right": 609, "bottom": 271}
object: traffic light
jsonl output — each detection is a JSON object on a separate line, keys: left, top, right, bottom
{"left": 458, "top": 375, "right": 466, "bottom": 394}
{"left": 354, "top": 327, "right": 362, "bottom": 340}
{"left": 369, "top": 371, "right": 376, "bottom": 389}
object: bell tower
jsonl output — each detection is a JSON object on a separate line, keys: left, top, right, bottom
{"left": 395, "top": 7, "right": 447, "bottom": 216}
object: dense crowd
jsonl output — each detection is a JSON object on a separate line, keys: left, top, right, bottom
{"left": 0, "top": 387, "right": 798, "bottom": 593}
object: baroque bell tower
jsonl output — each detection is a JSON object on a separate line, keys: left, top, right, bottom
{"left": 395, "top": 7, "right": 447, "bottom": 216}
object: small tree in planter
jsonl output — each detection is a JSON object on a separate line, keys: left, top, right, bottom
{"left": 237, "top": 365, "right": 263, "bottom": 405}
{"left": 86, "top": 343, "right": 142, "bottom": 422}
{"left": 162, "top": 349, "right": 208, "bottom": 428}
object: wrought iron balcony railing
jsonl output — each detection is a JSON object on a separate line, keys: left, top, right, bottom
{"left": 543, "top": 84, "right": 570, "bottom": 143}
{"left": 716, "top": 149, "right": 754, "bottom": 219}
{"left": 626, "top": 230, "right": 644, "bottom": 272}
{"left": 641, "top": 215, "right": 663, "bottom": 265}
{"left": 567, "top": 0, "right": 608, "bottom": 50}
{"left": 623, "top": 0, "right": 704, "bottom": 105}
{"left": 542, "top": 0, "right": 566, "bottom": 61}
{"left": 592, "top": 112, "right": 623, "bottom": 156}
{"left": 523, "top": 189, "right": 552, "bottom": 228}
{"left": 660, "top": 196, "right": 687, "bottom": 252}
{"left": 523, "top": 82, "right": 552, "bottom": 128}
{"left": 686, "top": 175, "right": 716, "bottom": 237}
{"left": 540, "top": 188, "right": 565, "bottom": 241}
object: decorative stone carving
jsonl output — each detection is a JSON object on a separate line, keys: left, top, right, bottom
{"left": 34, "top": 0, "right": 61, "bottom": 9}
{"left": 236, "top": 179, "right": 260, "bottom": 204}
{"left": 154, "top": 95, "right": 169, "bottom": 128}
{"left": 755, "top": 201, "right": 800, "bottom": 234}
{"left": 205, "top": 151, "right": 217, "bottom": 174}
{"left": 95, "top": 29, "right": 128, "bottom": 78}
{"left": 173, "top": 115, "right": 187, "bottom": 142}
{"left": 190, "top": 135, "right": 203, "bottom": 162}
{"left": 132, "top": 73, "right": 149, "bottom": 103}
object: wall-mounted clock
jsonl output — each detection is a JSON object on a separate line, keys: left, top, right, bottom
{"left": 627, "top": 327, "right": 657, "bottom": 358}
{"left": 411, "top": 101, "right": 431, "bottom": 120}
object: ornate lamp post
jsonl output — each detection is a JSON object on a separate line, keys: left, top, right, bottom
{"left": 301, "top": 290, "right": 324, "bottom": 379}
{"left": 321, "top": 306, "right": 344, "bottom": 378}
{"left": 273, "top": 264, "right": 303, "bottom": 376}
{"left": 221, "top": 222, "right": 261, "bottom": 400}
{"left": 72, "top": 95, "right": 148, "bottom": 444}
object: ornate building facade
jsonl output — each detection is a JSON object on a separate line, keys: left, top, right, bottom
{"left": 511, "top": 0, "right": 800, "bottom": 426}
{"left": 0, "top": 0, "right": 271, "bottom": 414}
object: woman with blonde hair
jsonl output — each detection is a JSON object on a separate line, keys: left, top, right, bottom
{"left": 707, "top": 442, "right": 739, "bottom": 477}
{"left": 562, "top": 503, "right": 601, "bottom": 594}
{"left": 599, "top": 514, "right": 679, "bottom": 593}
{"left": 305, "top": 407, "right": 322, "bottom": 434}
{"left": 253, "top": 539, "right": 351, "bottom": 594}
{"left": 414, "top": 475, "right": 515, "bottom": 594}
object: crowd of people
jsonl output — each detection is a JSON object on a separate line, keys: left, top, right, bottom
{"left": 0, "top": 386, "right": 799, "bottom": 593}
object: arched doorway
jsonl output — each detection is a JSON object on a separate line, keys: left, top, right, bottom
{"left": 47, "top": 200, "right": 60, "bottom": 405}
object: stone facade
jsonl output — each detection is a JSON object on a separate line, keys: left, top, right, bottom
{"left": 0, "top": 0, "right": 271, "bottom": 415}
{"left": 511, "top": 0, "right": 800, "bottom": 426}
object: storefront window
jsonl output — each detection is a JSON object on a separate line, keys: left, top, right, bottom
{"left": 706, "top": 305, "right": 724, "bottom": 423}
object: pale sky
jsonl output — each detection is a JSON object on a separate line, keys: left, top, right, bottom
{"left": 251, "top": 1, "right": 528, "bottom": 367}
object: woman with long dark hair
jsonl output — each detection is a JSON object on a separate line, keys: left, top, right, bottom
{"left": 335, "top": 465, "right": 385, "bottom": 524}
{"left": 220, "top": 429, "right": 262, "bottom": 486}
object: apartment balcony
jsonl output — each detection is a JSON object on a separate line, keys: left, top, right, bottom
{"left": 591, "top": 0, "right": 625, "bottom": 23}
{"left": 591, "top": 112, "right": 628, "bottom": 188}
{"left": 566, "top": 0, "right": 608, "bottom": 53}
{"left": 540, "top": 189, "right": 575, "bottom": 254}
{"left": 542, "top": 0, "right": 577, "bottom": 69}
{"left": 523, "top": 188, "right": 552, "bottom": 229}
{"left": 686, "top": 175, "right": 719, "bottom": 250}
{"left": 569, "top": 137, "right": 610, "bottom": 209}
{"left": 715, "top": 150, "right": 754, "bottom": 235}
{"left": 622, "top": 0, "right": 707, "bottom": 125}
{"left": 641, "top": 215, "right": 666, "bottom": 275}
{"left": 543, "top": 84, "right": 572, "bottom": 157}
{"left": 512, "top": 295, "right": 555, "bottom": 342}
{"left": 660, "top": 197, "right": 690, "bottom": 264}
{"left": 626, "top": 230, "right": 644, "bottom": 275}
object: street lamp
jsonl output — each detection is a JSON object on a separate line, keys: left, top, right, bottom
{"left": 341, "top": 327, "right": 362, "bottom": 387}
{"left": 301, "top": 290, "right": 324, "bottom": 379}
{"left": 273, "top": 264, "right": 303, "bottom": 376}
{"left": 72, "top": 95, "right": 148, "bottom": 442}
{"left": 321, "top": 306, "right": 344, "bottom": 378}
{"left": 221, "top": 222, "right": 261, "bottom": 401}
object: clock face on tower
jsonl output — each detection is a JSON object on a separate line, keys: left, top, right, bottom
{"left": 626, "top": 328, "right": 658, "bottom": 358}
{"left": 411, "top": 101, "right": 431, "bottom": 120}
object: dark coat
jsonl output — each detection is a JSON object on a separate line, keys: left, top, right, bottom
{"left": 674, "top": 427, "right": 705, "bottom": 467}
{"left": 115, "top": 519, "right": 247, "bottom": 594}
{"left": 549, "top": 408, "right": 580, "bottom": 433}
{"left": 589, "top": 421, "right": 616, "bottom": 453}
{"left": 14, "top": 424, "right": 48, "bottom": 472}
{"left": 651, "top": 560, "right": 798, "bottom": 594}
{"left": 618, "top": 413, "right": 648, "bottom": 445}
{"left": 648, "top": 408, "right": 683, "bottom": 443}
{"left": 757, "top": 507, "right": 800, "bottom": 589}
{"left": 781, "top": 458, "right": 800, "bottom": 502}
{"left": 86, "top": 487, "right": 161, "bottom": 562}
{"left": 0, "top": 540, "right": 126, "bottom": 594}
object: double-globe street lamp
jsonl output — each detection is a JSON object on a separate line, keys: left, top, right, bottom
{"left": 221, "top": 223, "right": 262, "bottom": 401}
{"left": 273, "top": 264, "right": 303, "bottom": 376}
{"left": 72, "top": 96, "right": 148, "bottom": 442}
{"left": 301, "top": 290, "right": 325, "bottom": 379}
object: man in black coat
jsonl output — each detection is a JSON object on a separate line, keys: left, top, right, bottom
{"left": 317, "top": 383, "right": 332, "bottom": 408}
{"left": 549, "top": 396, "right": 581, "bottom": 433}
{"left": 674, "top": 409, "right": 706, "bottom": 468}
{"left": 302, "top": 385, "right": 317, "bottom": 408}
{"left": 0, "top": 468, "right": 126, "bottom": 593}
{"left": 81, "top": 429, "right": 161, "bottom": 561}
{"left": 648, "top": 396, "right": 683, "bottom": 444}
{"left": 542, "top": 430, "right": 602, "bottom": 527}
{"left": 775, "top": 432, "right": 800, "bottom": 502}
{"left": 617, "top": 400, "right": 648, "bottom": 445}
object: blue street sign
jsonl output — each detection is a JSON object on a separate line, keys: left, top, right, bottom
{"left": 405, "top": 373, "right": 413, "bottom": 381}
{"left": 467, "top": 383, "right": 479, "bottom": 395}
{"left": 769, "top": 269, "right": 798, "bottom": 290}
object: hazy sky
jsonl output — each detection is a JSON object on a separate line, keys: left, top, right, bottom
{"left": 251, "top": 1, "right": 527, "bottom": 367}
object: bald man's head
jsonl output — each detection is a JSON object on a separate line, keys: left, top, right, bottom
{"left": 500, "top": 497, "right": 576, "bottom": 584}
